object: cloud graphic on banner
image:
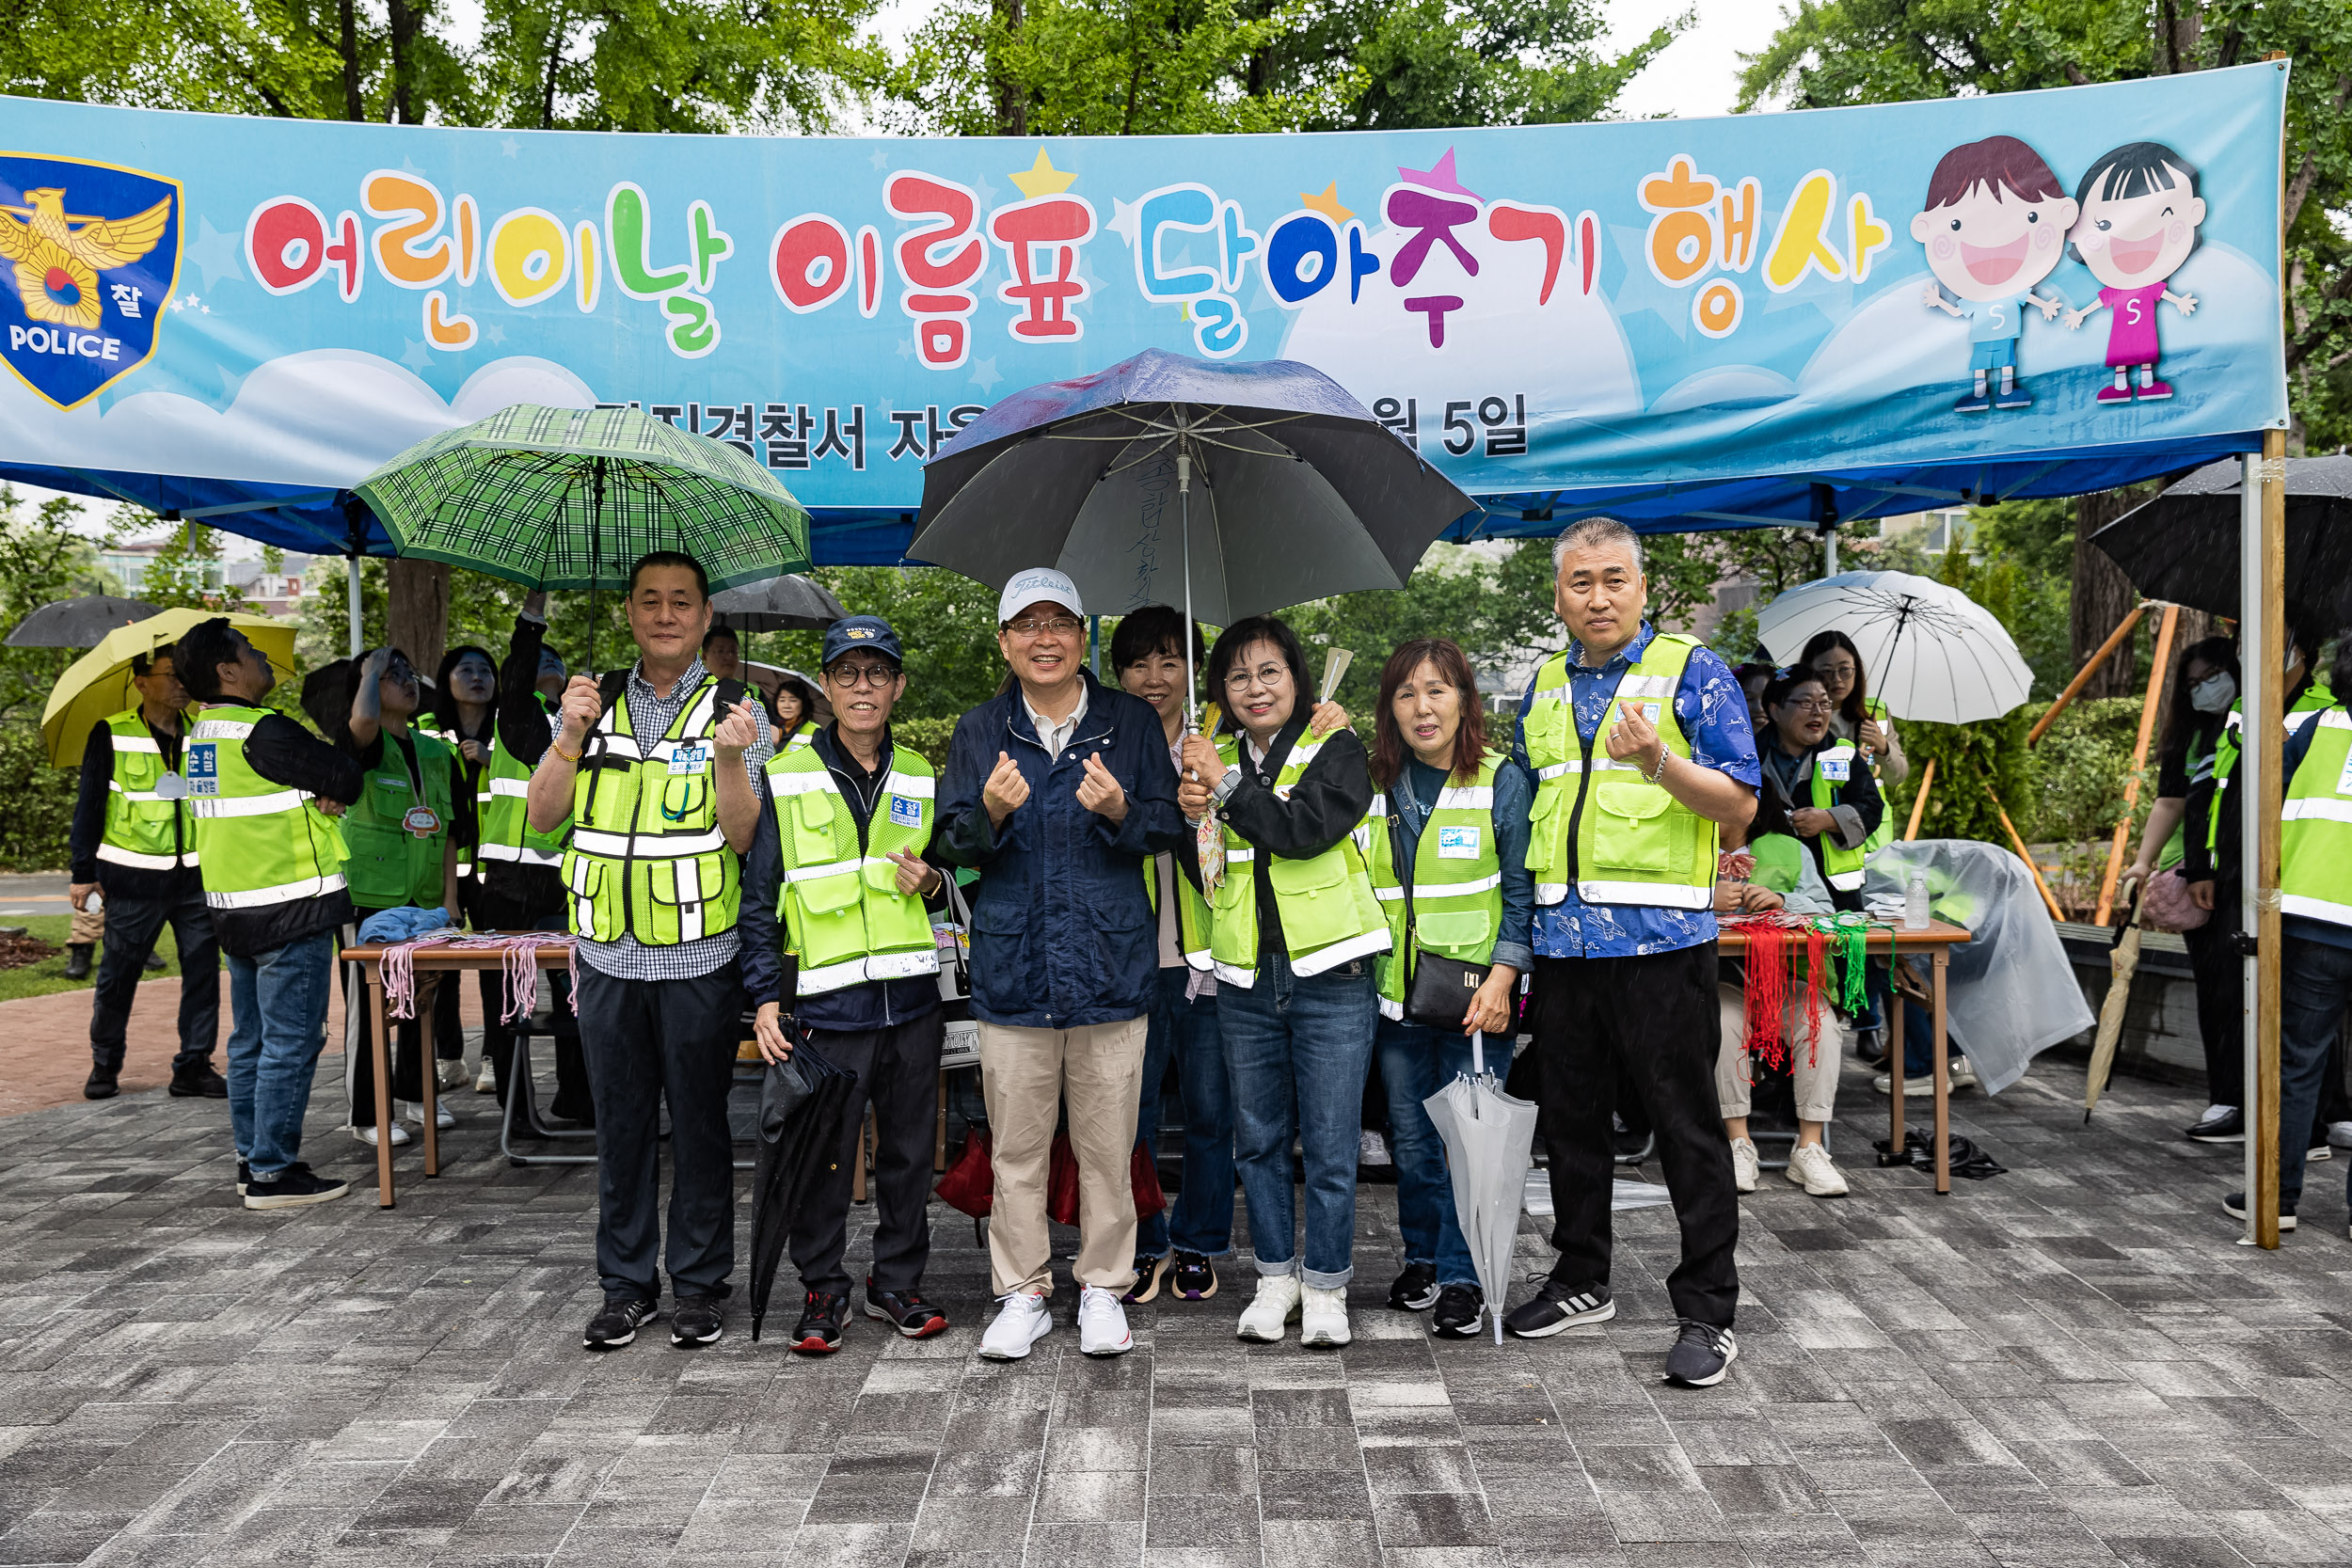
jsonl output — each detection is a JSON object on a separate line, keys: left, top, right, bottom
{"left": 0, "top": 348, "right": 595, "bottom": 485}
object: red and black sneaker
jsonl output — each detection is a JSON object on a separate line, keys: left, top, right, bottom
{"left": 790, "top": 1291, "right": 848, "bottom": 1354}
{"left": 863, "top": 1282, "right": 948, "bottom": 1338}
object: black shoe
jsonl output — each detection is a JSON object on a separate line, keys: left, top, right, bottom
{"left": 863, "top": 1282, "right": 947, "bottom": 1338}
{"left": 1168, "top": 1251, "right": 1217, "bottom": 1301}
{"left": 2185, "top": 1106, "right": 2245, "bottom": 1143}
{"left": 65, "top": 943, "right": 92, "bottom": 980}
{"left": 1430, "top": 1284, "right": 1485, "bottom": 1339}
{"left": 83, "top": 1065, "right": 119, "bottom": 1101}
{"left": 583, "top": 1295, "right": 657, "bottom": 1350}
{"left": 243, "top": 1165, "right": 349, "bottom": 1211}
{"left": 143, "top": 949, "right": 166, "bottom": 971}
{"left": 169, "top": 1065, "right": 228, "bottom": 1099}
{"left": 1504, "top": 1280, "right": 1615, "bottom": 1338}
{"left": 1388, "top": 1262, "right": 1438, "bottom": 1312}
{"left": 791, "top": 1291, "right": 848, "bottom": 1354}
{"left": 1854, "top": 1026, "right": 1888, "bottom": 1067}
{"left": 1663, "top": 1319, "right": 1738, "bottom": 1387}
{"left": 236, "top": 1161, "right": 250, "bottom": 1196}
{"left": 1122, "top": 1253, "right": 1169, "bottom": 1306}
{"left": 2223, "top": 1192, "right": 2296, "bottom": 1231}
{"left": 671, "top": 1293, "right": 724, "bottom": 1346}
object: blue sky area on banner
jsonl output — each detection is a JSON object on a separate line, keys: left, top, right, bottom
{"left": 0, "top": 63, "right": 2288, "bottom": 567}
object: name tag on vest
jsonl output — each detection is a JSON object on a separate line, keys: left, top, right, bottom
{"left": 889, "top": 794, "right": 923, "bottom": 828}
{"left": 1820, "top": 757, "right": 1851, "bottom": 783}
{"left": 186, "top": 742, "right": 219, "bottom": 797}
{"left": 2338, "top": 750, "right": 2352, "bottom": 796}
{"left": 1437, "top": 826, "right": 1480, "bottom": 859}
{"left": 669, "top": 745, "right": 710, "bottom": 776}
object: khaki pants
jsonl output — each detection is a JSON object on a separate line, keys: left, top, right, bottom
{"left": 72, "top": 903, "right": 103, "bottom": 945}
{"left": 977, "top": 1017, "right": 1148, "bottom": 1297}
{"left": 1715, "top": 982, "right": 1845, "bottom": 1125}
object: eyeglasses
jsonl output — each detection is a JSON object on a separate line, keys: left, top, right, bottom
{"left": 827, "top": 663, "right": 897, "bottom": 689}
{"left": 1006, "top": 617, "right": 1083, "bottom": 638}
{"left": 1224, "top": 667, "right": 1286, "bottom": 692}
{"left": 1781, "top": 697, "right": 1836, "bottom": 713}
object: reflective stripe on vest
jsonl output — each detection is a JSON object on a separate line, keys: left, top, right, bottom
{"left": 477, "top": 715, "right": 572, "bottom": 869}
{"left": 2280, "top": 708, "right": 2352, "bottom": 928}
{"left": 764, "top": 742, "right": 938, "bottom": 994}
{"left": 1206, "top": 731, "right": 1391, "bottom": 988}
{"left": 1521, "top": 636, "right": 1717, "bottom": 910}
{"left": 1145, "top": 852, "right": 1216, "bottom": 974}
{"left": 185, "top": 706, "right": 347, "bottom": 911}
{"left": 561, "top": 677, "right": 741, "bottom": 945}
{"left": 2210, "top": 683, "right": 2339, "bottom": 842}
{"left": 1809, "top": 739, "right": 1868, "bottom": 891}
{"left": 1365, "top": 754, "right": 1505, "bottom": 1018}
{"left": 98, "top": 709, "right": 197, "bottom": 870}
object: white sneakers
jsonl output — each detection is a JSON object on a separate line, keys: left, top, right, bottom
{"left": 1236, "top": 1274, "right": 1302, "bottom": 1342}
{"left": 396, "top": 1099, "right": 457, "bottom": 1130}
{"left": 352, "top": 1121, "right": 411, "bottom": 1148}
{"left": 436, "top": 1058, "right": 470, "bottom": 1090}
{"left": 474, "top": 1063, "right": 499, "bottom": 1094}
{"left": 1077, "top": 1286, "right": 1133, "bottom": 1356}
{"left": 1729, "top": 1137, "right": 1759, "bottom": 1194}
{"left": 1786, "top": 1142, "right": 1850, "bottom": 1196}
{"left": 978, "top": 1291, "right": 1052, "bottom": 1360}
{"left": 1872, "top": 1056, "right": 1978, "bottom": 1096}
{"left": 1948, "top": 1056, "right": 1979, "bottom": 1090}
{"left": 1300, "top": 1286, "right": 1350, "bottom": 1347}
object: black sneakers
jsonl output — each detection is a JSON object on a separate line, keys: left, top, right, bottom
{"left": 1663, "top": 1320, "right": 1738, "bottom": 1387}
{"left": 1504, "top": 1280, "right": 1615, "bottom": 1338}
{"left": 792, "top": 1291, "right": 848, "bottom": 1354}
{"left": 1168, "top": 1251, "right": 1217, "bottom": 1300}
{"left": 671, "top": 1294, "right": 725, "bottom": 1346}
{"left": 1122, "top": 1253, "right": 1170, "bottom": 1306}
{"left": 84, "top": 1065, "right": 119, "bottom": 1101}
{"left": 584, "top": 1296, "right": 657, "bottom": 1350}
{"left": 169, "top": 1065, "right": 229, "bottom": 1099}
{"left": 864, "top": 1284, "right": 947, "bottom": 1338}
{"left": 1430, "top": 1284, "right": 1485, "bottom": 1339}
{"left": 2223, "top": 1192, "right": 2296, "bottom": 1231}
{"left": 1388, "top": 1262, "right": 1438, "bottom": 1312}
{"left": 236, "top": 1161, "right": 250, "bottom": 1196}
{"left": 243, "top": 1165, "right": 349, "bottom": 1211}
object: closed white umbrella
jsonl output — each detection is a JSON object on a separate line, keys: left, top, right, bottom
{"left": 1422, "top": 1032, "right": 1540, "bottom": 1345}
{"left": 1756, "top": 569, "right": 2032, "bottom": 723}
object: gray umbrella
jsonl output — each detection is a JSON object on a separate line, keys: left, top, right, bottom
{"left": 910, "top": 349, "right": 1476, "bottom": 638}
{"left": 2091, "top": 455, "right": 2352, "bottom": 626}
{"left": 710, "top": 574, "right": 848, "bottom": 632}
{"left": 6, "top": 594, "right": 162, "bottom": 647}
{"left": 1422, "top": 1032, "right": 1540, "bottom": 1346}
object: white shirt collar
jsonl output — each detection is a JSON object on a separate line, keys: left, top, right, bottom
{"left": 1025, "top": 681, "right": 1088, "bottom": 754}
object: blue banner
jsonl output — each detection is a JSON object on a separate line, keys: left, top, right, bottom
{"left": 0, "top": 65, "right": 2288, "bottom": 547}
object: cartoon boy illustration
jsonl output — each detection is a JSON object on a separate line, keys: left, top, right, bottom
{"left": 1911, "top": 135, "right": 2078, "bottom": 413}
{"left": 2064, "top": 141, "right": 2203, "bottom": 403}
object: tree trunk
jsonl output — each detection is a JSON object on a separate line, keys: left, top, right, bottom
{"left": 991, "top": 0, "right": 1025, "bottom": 135}
{"left": 2071, "top": 489, "right": 2141, "bottom": 699}
{"left": 386, "top": 558, "right": 451, "bottom": 673}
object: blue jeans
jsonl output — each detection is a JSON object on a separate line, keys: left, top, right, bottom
{"left": 1375, "top": 1017, "right": 1479, "bottom": 1289}
{"left": 2277, "top": 936, "right": 2352, "bottom": 1212}
{"left": 225, "top": 929, "right": 337, "bottom": 1180}
{"left": 1136, "top": 968, "right": 1234, "bottom": 1259}
{"left": 1219, "top": 950, "right": 1377, "bottom": 1288}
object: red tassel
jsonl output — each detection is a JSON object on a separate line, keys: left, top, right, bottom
{"left": 1803, "top": 926, "right": 1830, "bottom": 1069}
{"left": 1742, "top": 921, "right": 1787, "bottom": 1075}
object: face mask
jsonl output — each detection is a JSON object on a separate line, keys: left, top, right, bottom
{"left": 2190, "top": 673, "right": 2235, "bottom": 715}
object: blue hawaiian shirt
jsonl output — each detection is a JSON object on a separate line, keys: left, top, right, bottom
{"left": 1510, "top": 622, "right": 1761, "bottom": 958}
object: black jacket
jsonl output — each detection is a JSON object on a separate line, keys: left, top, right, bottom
{"left": 1181, "top": 714, "right": 1375, "bottom": 955}
{"left": 482, "top": 613, "right": 564, "bottom": 911}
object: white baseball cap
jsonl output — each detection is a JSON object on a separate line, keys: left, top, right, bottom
{"left": 998, "top": 566, "right": 1084, "bottom": 625}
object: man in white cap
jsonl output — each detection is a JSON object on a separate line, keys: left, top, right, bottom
{"left": 934, "top": 567, "right": 1185, "bottom": 1361}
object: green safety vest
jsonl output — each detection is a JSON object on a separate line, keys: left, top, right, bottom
{"left": 562, "top": 674, "right": 742, "bottom": 945}
{"left": 1521, "top": 633, "right": 1717, "bottom": 910}
{"left": 97, "top": 708, "right": 198, "bottom": 872}
{"left": 2159, "top": 728, "right": 2215, "bottom": 872}
{"left": 1747, "top": 832, "right": 1806, "bottom": 895}
{"left": 342, "top": 725, "right": 454, "bottom": 910}
{"left": 185, "top": 705, "right": 348, "bottom": 911}
{"left": 1857, "top": 696, "right": 1896, "bottom": 856}
{"left": 2209, "top": 680, "right": 2338, "bottom": 844}
{"left": 1146, "top": 851, "right": 1216, "bottom": 973}
{"left": 782, "top": 718, "right": 818, "bottom": 752}
{"left": 765, "top": 740, "right": 940, "bottom": 994}
{"left": 1803, "top": 736, "right": 1869, "bottom": 892}
{"left": 1206, "top": 731, "right": 1391, "bottom": 987}
{"left": 2281, "top": 705, "right": 2352, "bottom": 929}
{"left": 1363, "top": 753, "right": 1504, "bottom": 1021}
{"left": 416, "top": 719, "right": 478, "bottom": 882}
{"left": 476, "top": 716, "right": 571, "bottom": 873}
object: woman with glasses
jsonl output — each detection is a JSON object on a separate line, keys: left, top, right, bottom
{"left": 1178, "top": 615, "right": 1385, "bottom": 1350}
{"left": 1800, "top": 631, "right": 1906, "bottom": 815}
{"left": 1753, "top": 669, "right": 1883, "bottom": 915}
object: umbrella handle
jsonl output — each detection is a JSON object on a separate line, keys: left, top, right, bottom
{"left": 1470, "top": 1029, "right": 1485, "bottom": 1080}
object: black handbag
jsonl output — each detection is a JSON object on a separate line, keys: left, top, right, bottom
{"left": 1391, "top": 813, "right": 1491, "bottom": 1030}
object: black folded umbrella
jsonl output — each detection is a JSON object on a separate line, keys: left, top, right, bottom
{"left": 748, "top": 1035, "right": 858, "bottom": 1341}
{"left": 2090, "top": 455, "right": 2352, "bottom": 628}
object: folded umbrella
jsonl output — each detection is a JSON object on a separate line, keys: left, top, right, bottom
{"left": 1422, "top": 1032, "right": 1540, "bottom": 1345}
{"left": 748, "top": 1036, "right": 858, "bottom": 1341}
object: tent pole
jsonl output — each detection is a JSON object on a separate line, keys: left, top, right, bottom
{"left": 1821, "top": 525, "right": 1836, "bottom": 578}
{"left": 347, "top": 553, "right": 362, "bottom": 658}
{"left": 1902, "top": 757, "right": 1935, "bottom": 842}
{"left": 2244, "top": 434, "right": 2286, "bottom": 1248}
{"left": 1989, "top": 792, "right": 2065, "bottom": 922}
{"left": 2092, "top": 604, "right": 2179, "bottom": 926}
{"left": 2026, "top": 602, "right": 2148, "bottom": 746}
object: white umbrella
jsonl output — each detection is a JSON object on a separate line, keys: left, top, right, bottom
{"left": 1756, "top": 570, "right": 2032, "bottom": 723}
{"left": 1422, "top": 1032, "right": 1540, "bottom": 1345}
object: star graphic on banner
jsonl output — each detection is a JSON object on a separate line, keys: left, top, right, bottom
{"left": 1396, "top": 148, "right": 1480, "bottom": 201}
{"left": 1009, "top": 149, "right": 1077, "bottom": 198}
{"left": 401, "top": 156, "right": 425, "bottom": 176}
{"left": 869, "top": 146, "right": 891, "bottom": 171}
{"left": 186, "top": 217, "right": 246, "bottom": 290}
{"left": 400, "top": 338, "right": 434, "bottom": 372}
{"left": 501, "top": 136, "right": 521, "bottom": 158}
{"left": 1107, "top": 196, "right": 1141, "bottom": 245}
{"left": 971, "top": 177, "right": 999, "bottom": 212}
{"left": 969, "top": 356, "right": 1001, "bottom": 393}
{"left": 1301, "top": 182, "right": 1353, "bottom": 224}
{"left": 895, "top": 336, "right": 914, "bottom": 359}
{"left": 485, "top": 322, "right": 508, "bottom": 345}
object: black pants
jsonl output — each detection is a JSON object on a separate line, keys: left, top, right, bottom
{"left": 2185, "top": 890, "right": 2245, "bottom": 1108}
{"left": 1532, "top": 942, "right": 1739, "bottom": 1328}
{"left": 576, "top": 958, "right": 743, "bottom": 1302}
{"left": 88, "top": 883, "right": 219, "bottom": 1073}
{"left": 344, "top": 907, "right": 432, "bottom": 1124}
{"left": 469, "top": 887, "right": 591, "bottom": 1122}
{"left": 794, "top": 1011, "right": 946, "bottom": 1296}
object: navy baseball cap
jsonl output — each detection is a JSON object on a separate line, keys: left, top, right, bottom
{"left": 822, "top": 615, "right": 903, "bottom": 670}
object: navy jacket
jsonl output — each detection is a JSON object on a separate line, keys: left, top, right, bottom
{"left": 934, "top": 671, "right": 1185, "bottom": 1028}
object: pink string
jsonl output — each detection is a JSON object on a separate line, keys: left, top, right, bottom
{"left": 380, "top": 927, "right": 464, "bottom": 1020}
{"left": 442, "top": 931, "right": 579, "bottom": 1022}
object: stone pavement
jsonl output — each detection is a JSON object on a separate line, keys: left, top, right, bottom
{"left": 4, "top": 1050, "right": 2350, "bottom": 1568}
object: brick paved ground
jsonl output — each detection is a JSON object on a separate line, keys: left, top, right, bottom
{"left": 3, "top": 1049, "right": 2348, "bottom": 1568}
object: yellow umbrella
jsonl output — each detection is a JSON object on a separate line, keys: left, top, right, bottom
{"left": 40, "top": 609, "right": 296, "bottom": 768}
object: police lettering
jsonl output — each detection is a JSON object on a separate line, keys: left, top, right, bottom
{"left": 7, "top": 325, "right": 123, "bottom": 360}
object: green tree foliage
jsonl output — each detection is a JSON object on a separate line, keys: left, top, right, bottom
{"left": 0, "top": 488, "right": 110, "bottom": 868}
{"left": 133, "top": 521, "right": 251, "bottom": 614}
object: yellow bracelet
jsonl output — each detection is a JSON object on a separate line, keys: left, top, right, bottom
{"left": 551, "top": 737, "right": 581, "bottom": 764}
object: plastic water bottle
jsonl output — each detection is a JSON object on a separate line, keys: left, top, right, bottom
{"left": 1903, "top": 871, "right": 1930, "bottom": 931}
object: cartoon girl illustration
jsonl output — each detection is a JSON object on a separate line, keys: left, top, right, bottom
{"left": 2064, "top": 141, "right": 2204, "bottom": 403}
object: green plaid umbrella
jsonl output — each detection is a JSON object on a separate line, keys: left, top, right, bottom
{"left": 353, "top": 404, "right": 811, "bottom": 591}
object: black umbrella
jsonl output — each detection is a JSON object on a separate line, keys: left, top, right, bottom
{"left": 710, "top": 574, "right": 847, "bottom": 632}
{"left": 748, "top": 1037, "right": 858, "bottom": 1341}
{"left": 6, "top": 594, "right": 161, "bottom": 647}
{"left": 2091, "top": 455, "right": 2352, "bottom": 627}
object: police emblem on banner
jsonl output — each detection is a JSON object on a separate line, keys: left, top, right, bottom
{"left": 0, "top": 153, "right": 182, "bottom": 410}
